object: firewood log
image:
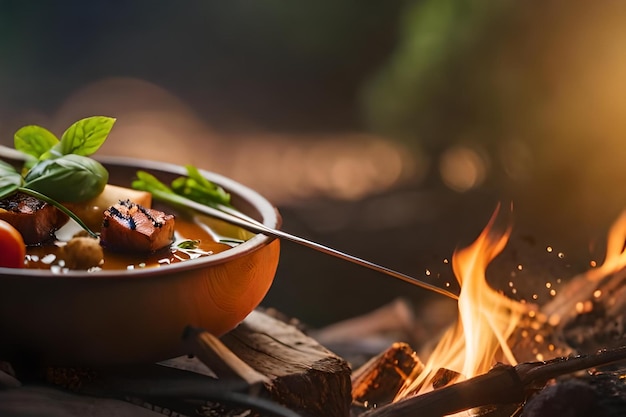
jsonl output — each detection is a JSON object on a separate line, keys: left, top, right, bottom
{"left": 540, "top": 267, "right": 626, "bottom": 353}
{"left": 361, "top": 364, "right": 525, "bottom": 417}
{"left": 187, "top": 310, "right": 352, "bottom": 417}
{"left": 351, "top": 342, "right": 423, "bottom": 410}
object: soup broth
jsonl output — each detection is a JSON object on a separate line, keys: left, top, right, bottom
{"left": 23, "top": 212, "right": 250, "bottom": 271}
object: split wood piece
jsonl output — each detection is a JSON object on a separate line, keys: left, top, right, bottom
{"left": 430, "top": 367, "right": 461, "bottom": 389}
{"left": 361, "top": 364, "right": 524, "bottom": 417}
{"left": 215, "top": 309, "right": 352, "bottom": 417}
{"left": 183, "top": 310, "right": 351, "bottom": 416}
{"left": 351, "top": 342, "right": 423, "bottom": 410}
{"left": 361, "top": 344, "right": 626, "bottom": 417}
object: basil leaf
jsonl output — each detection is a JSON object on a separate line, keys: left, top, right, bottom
{"left": 0, "top": 160, "right": 23, "bottom": 200}
{"left": 52, "top": 116, "right": 116, "bottom": 157}
{"left": 0, "top": 160, "right": 20, "bottom": 177}
{"left": 23, "top": 154, "right": 109, "bottom": 202}
{"left": 14, "top": 125, "right": 59, "bottom": 159}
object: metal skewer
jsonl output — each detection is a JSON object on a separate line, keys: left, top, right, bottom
{"left": 182, "top": 198, "right": 459, "bottom": 300}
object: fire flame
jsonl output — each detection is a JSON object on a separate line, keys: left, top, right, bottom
{"left": 396, "top": 204, "right": 529, "bottom": 399}
{"left": 387, "top": 206, "right": 626, "bottom": 417}
{"left": 588, "top": 210, "right": 626, "bottom": 282}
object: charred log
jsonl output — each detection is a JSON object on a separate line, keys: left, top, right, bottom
{"left": 351, "top": 342, "right": 423, "bottom": 411}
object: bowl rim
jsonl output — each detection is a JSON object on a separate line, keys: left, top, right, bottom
{"left": 0, "top": 155, "right": 281, "bottom": 279}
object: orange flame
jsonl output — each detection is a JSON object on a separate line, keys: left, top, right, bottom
{"left": 394, "top": 206, "right": 626, "bottom": 411}
{"left": 589, "top": 210, "right": 626, "bottom": 281}
{"left": 396, "top": 204, "right": 528, "bottom": 399}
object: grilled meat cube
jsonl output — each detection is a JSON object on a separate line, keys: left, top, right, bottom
{"left": 0, "top": 192, "right": 67, "bottom": 245}
{"left": 63, "top": 184, "right": 153, "bottom": 232}
{"left": 100, "top": 200, "right": 175, "bottom": 253}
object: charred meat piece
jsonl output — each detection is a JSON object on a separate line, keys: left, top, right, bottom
{"left": 0, "top": 192, "right": 67, "bottom": 245}
{"left": 100, "top": 200, "right": 175, "bottom": 253}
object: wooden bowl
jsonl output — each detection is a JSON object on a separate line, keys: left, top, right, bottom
{"left": 0, "top": 156, "right": 281, "bottom": 366}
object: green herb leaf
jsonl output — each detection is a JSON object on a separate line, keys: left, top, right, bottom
{"left": 14, "top": 125, "right": 59, "bottom": 159}
{"left": 133, "top": 166, "right": 231, "bottom": 209}
{"left": 185, "top": 165, "right": 215, "bottom": 191}
{"left": 219, "top": 237, "right": 245, "bottom": 247}
{"left": 132, "top": 170, "right": 174, "bottom": 194}
{"left": 51, "top": 116, "right": 116, "bottom": 157}
{"left": 170, "top": 165, "right": 231, "bottom": 207}
{"left": 0, "top": 160, "right": 23, "bottom": 200}
{"left": 177, "top": 239, "right": 201, "bottom": 250}
{"left": 23, "top": 154, "right": 109, "bottom": 202}
{"left": 1, "top": 116, "right": 115, "bottom": 238}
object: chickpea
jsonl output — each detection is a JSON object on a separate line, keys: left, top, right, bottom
{"left": 59, "top": 236, "right": 104, "bottom": 270}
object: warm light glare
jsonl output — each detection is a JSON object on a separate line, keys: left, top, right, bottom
{"left": 298, "top": 137, "right": 417, "bottom": 201}
{"left": 439, "top": 146, "right": 488, "bottom": 192}
{"left": 51, "top": 76, "right": 420, "bottom": 206}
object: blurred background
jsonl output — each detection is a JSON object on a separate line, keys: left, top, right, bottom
{"left": 1, "top": 0, "right": 625, "bottom": 327}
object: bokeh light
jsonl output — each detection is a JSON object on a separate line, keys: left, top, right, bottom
{"left": 439, "top": 145, "right": 488, "bottom": 192}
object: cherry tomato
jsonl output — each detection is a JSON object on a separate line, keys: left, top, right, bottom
{"left": 0, "top": 219, "right": 26, "bottom": 268}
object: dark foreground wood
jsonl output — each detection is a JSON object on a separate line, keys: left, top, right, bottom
{"left": 0, "top": 309, "right": 352, "bottom": 417}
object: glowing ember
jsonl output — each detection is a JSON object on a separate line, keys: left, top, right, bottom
{"left": 396, "top": 205, "right": 529, "bottom": 399}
